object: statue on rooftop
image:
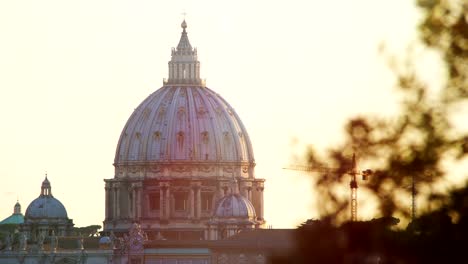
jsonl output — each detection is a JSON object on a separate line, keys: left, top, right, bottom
{"left": 37, "top": 231, "right": 45, "bottom": 250}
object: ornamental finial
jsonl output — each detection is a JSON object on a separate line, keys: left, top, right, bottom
{"left": 181, "top": 10, "right": 188, "bottom": 30}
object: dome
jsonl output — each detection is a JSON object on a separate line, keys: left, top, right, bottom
{"left": 99, "top": 236, "right": 111, "bottom": 244}
{"left": 0, "top": 201, "right": 24, "bottom": 225}
{"left": 25, "top": 196, "right": 68, "bottom": 219}
{"left": 113, "top": 20, "right": 255, "bottom": 179}
{"left": 213, "top": 194, "right": 257, "bottom": 220}
{"left": 24, "top": 176, "right": 68, "bottom": 219}
{"left": 115, "top": 86, "right": 254, "bottom": 165}
{"left": 99, "top": 236, "right": 112, "bottom": 249}
{"left": 104, "top": 20, "right": 265, "bottom": 236}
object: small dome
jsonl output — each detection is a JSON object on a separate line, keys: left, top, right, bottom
{"left": 181, "top": 19, "right": 187, "bottom": 29}
{"left": 25, "top": 176, "right": 68, "bottom": 219}
{"left": 99, "top": 236, "right": 111, "bottom": 244}
{"left": 0, "top": 201, "right": 24, "bottom": 225}
{"left": 25, "top": 196, "right": 68, "bottom": 219}
{"left": 99, "top": 236, "right": 112, "bottom": 249}
{"left": 214, "top": 194, "right": 256, "bottom": 219}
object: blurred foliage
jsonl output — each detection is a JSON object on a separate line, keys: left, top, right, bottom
{"left": 307, "top": 0, "right": 467, "bottom": 223}
{"left": 275, "top": 0, "right": 467, "bottom": 263}
{"left": 272, "top": 181, "right": 468, "bottom": 263}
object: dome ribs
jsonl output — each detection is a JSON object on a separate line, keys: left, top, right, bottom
{"left": 199, "top": 88, "right": 226, "bottom": 161}
{"left": 186, "top": 87, "right": 198, "bottom": 161}
{"left": 114, "top": 85, "right": 255, "bottom": 179}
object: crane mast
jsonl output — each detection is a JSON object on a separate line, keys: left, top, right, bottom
{"left": 349, "top": 153, "right": 359, "bottom": 221}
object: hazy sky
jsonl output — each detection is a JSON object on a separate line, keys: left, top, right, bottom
{"left": 0, "top": 0, "right": 429, "bottom": 228}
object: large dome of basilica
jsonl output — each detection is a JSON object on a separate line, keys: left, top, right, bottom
{"left": 113, "top": 21, "right": 255, "bottom": 179}
{"left": 104, "top": 21, "right": 264, "bottom": 237}
{"left": 115, "top": 86, "right": 254, "bottom": 167}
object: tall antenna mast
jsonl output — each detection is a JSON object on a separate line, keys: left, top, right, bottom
{"left": 411, "top": 174, "right": 416, "bottom": 221}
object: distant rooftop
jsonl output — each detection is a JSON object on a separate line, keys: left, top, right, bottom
{"left": 0, "top": 201, "right": 24, "bottom": 225}
{"left": 0, "top": 213, "right": 24, "bottom": 225}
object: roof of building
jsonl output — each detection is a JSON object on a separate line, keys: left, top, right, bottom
{"left": 0, "top": 213, "right": 24, "bottom": 225}
{"left": 0, "top": 201, "right": 24, "bottom": 225}
{"left": 145, "top": 229, "right": 296, "bottom": 252}
{"left": 225, "top": 229, "right": 297, "bottom": 251}
{"left": 57, "top": 237, "right": 100, "bottom": 250}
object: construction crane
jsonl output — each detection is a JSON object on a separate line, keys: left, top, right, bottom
{"left": 284, "top": 153, "right": 373, "bottom": 221}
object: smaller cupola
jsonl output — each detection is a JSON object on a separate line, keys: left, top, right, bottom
{"left": 207, "top": 181, "right": 259, "bottom": 240}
